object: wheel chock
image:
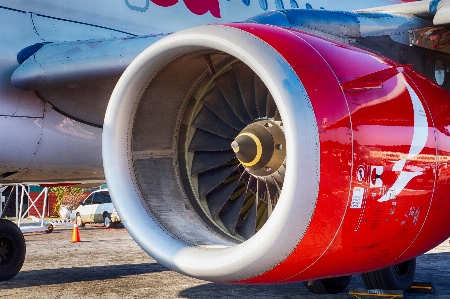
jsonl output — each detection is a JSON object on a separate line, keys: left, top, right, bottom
{"left": 349, "top": 288, "right": 404, "bottom": 299}
{"left": 409, "top": 282, "right": 434, "bottom": 294}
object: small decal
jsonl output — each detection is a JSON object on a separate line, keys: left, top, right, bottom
{"left": 350, "top": 187, "right": 364, "bottom": 209}
{"left": 404, "top": 206, "right": 421, "bottom": 226}
{"left": 356, "top": 165, "right": 365, "bottom": 183}
{"left": 370, "top": 166, "right": 383, "bottom": 187}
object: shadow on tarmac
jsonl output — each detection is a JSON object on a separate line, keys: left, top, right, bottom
{"left": 179, "top": 282, "right": 310, "bottom": 299}
{"left": 1, "top": 263, "right": 168, "bottom": 289}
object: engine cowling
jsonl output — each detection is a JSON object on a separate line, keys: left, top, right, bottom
{"left": 103, "top": 23, "right": 450, "bottom": 283}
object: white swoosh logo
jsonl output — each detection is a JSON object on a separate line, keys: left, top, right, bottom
{"left": 378, "top": 79, "right": 428, "bottom": 202}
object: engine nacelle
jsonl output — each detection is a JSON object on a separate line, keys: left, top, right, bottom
{"left": 103, "top": 23, "right": 450, "bottom": 283}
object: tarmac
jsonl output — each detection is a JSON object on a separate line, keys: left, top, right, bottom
{"left": 0, "top": 223, "right": 449, "bottom": 299}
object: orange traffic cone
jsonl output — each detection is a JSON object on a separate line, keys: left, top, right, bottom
{"left": 71, "top": 221, "right": 81, "bottom": 242}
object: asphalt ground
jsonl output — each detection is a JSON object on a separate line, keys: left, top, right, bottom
{"left": 0, "top": 224, "right": 449, "bottom": 299}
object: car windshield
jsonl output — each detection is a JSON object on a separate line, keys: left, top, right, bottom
{"left": 94, "top": 191, "right": 111, "bottom": 204}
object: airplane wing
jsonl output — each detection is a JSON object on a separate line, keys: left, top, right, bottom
{"left": 356, "top": 0, "right": 450, "bottom": 26}
{"left": 11, "top": 35, "right": 166, "bottom": 126}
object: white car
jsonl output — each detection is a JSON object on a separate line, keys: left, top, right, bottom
{"left": 72, "top": 189, "right": 120, "bottom": 228}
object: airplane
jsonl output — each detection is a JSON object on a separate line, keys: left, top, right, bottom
{"left": 1, "top": 0, "right": 450, "bottom": 294}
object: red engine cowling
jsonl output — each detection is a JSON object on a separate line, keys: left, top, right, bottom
{"left": 103, "top": 23, "right": 450, "bottom": 283}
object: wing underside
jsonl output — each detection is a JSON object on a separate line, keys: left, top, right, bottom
{"left": 357, "top": 0, "right": 450, "bottom": 26}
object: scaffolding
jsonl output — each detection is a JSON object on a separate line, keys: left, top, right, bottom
{"left": 0, "top": 184, "right": 52, "bottom": 233}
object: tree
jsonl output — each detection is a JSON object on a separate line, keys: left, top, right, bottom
{"left": 49, "top": 187, "right": 83, "bottom": 217}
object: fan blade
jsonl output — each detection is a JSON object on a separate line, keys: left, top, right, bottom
{"left": 274, "top": 108, "right": 282, "bottom": 122}
{"left": 254, "top": 75, "right": 268, "bottom": 118}
{"left": 249, "top": 178, "right": 266, "bottom": 198}
{"left": 273, "top": 175, "right": 284, "bottom": 191}
{"left": 237, "top": 200, "right": 257, "bottom": 239}
{"left": 233, "top": 63, "right": 258, "bottom": 120}
{"left": 220, "top": 189, "right": 246, "bottom": 234}
{"left": 277, "top": 164, "right": 286, "bottom": 180}
{"left": 215, "top": 70, "right": 252, "bottom": 124}
{"left": 246, "top": 176, "right": 257, "bottom": 194}
{"left": 240, "top": 170, "right": 251, "bottom": 182}
{"left": 202, "top": 86, "right": 246, "bottom": 130}
{"left": 188, "top": 129, "right": 233, "bottom": 152}
{"left": 240, "top": 193, "right": 255, "bottom": 216}
{"left": 266, "top": 92, "right": 277, "bottom": 118}
{"left": 191, "top": 150, "right": 236, "bottom": 176}
{"left": 256, "top": 202, "right": 268, "bottom": 231}
{"left": 206, "top": 179, "right": 240, "bottom": 219}
{"left": 258, "top": 179, "right": 267, "bottom": 196}
{"left": 198, "top": 165, "right": 237, "bottom": 199}
{"left": 192, "top": 106, "right": 239, "bottom": 139}
{"left": 265, "top": 181, "right": 279, "bottom": 217}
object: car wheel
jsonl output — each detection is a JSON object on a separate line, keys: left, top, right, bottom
{"left": 0, "top": 219, "right": 26, "bottom": 281}
{"left": 76, "top": 213, "right": 85, "bottom": 227}
{"left": 103, "top": 213, "right": 112, "bottom": 228}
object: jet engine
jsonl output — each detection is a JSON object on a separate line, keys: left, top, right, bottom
{"left": 103, "top": 23, "right": 450, "bottom": 284}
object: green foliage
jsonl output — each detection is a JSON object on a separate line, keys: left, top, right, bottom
{"left": 50, "top": 187, "right": 83, "bottom": 217}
